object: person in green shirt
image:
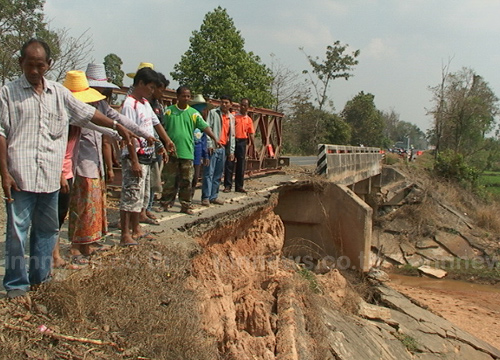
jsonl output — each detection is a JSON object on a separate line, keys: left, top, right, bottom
{"left": 161, "top": 86, "right": 219, "bottom": 214}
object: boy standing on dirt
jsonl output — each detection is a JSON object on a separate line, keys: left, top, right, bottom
{"left": 119, "top": 68, "right": 173, "bottom": 245}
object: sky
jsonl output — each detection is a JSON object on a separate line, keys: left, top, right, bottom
{"left": 44, "top": 0, "right": 500, "bottom": 133}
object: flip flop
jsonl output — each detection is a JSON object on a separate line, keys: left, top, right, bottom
{"left": 139, "top": 217, "right": 160, "bottom": 226}
{"left": 70, "top": 254, "right": 90, "bottom": 265}
{"left": 119, "top": 242, "right": 139, "bottom": 247}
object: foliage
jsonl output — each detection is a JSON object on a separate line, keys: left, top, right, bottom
{"left": 393, "top": 332, "right": 420, "bottom": 353}
{"left": 301, "top": 41, "right": 360, "bottom": 111}
{"left": 0, "top": 0, "right": 50, "bottom": 84}
{"left": 428, "top": 66, "right": 498, "bottom": 158}
{"left": 341, "top": 91, "right": 385, "bottom": 147}
{"left": 434, "top": 149, "right": 480, "bottom": 189}
{"left": 171, "top": 6, "right": 273, "bottom": 107}
{"left": 381, "top": 109, "right": 427, "bottom": 150}
{"left": 0, "top": 0, "right": 94, "bottom": 84}
{"left": 297, "top": 267, "right": 322, "bottom": 294}
{"left": 283, "top": 93, "right": 351, "bottom": 155}
{"left": 104, "top": 53, "right": 124, "bottom": 87}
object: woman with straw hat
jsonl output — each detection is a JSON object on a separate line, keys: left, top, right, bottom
{"left": 62, "top": 70, "right": 122, "bottom": 262}
{"left": 63, "top": 70, "right": 159, "bottom": 260}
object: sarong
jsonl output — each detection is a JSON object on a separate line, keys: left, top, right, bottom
{"left": 68, "top": 176, "right": 107, "bottom": 244}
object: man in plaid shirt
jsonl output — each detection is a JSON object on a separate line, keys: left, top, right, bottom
{"left": 0, "top": 39, "right": 142, "bottom": 299}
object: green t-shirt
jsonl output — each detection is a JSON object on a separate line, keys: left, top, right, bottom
{"left": 163, "top": 105, "right": 208, "bottom": 160}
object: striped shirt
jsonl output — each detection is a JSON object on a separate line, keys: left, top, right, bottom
{"left": 0, "top": 75, "right": 95, "bottom": 193}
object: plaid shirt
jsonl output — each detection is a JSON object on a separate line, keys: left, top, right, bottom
{"left": 0, "top": 75, "right": 95, "bottom": 193}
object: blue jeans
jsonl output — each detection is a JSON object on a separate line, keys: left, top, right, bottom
{"left": 202, "top": 147, "right": 226, "bottom": 201}
{"left": 3, "top": 190, "right": 59, "bottom": 292}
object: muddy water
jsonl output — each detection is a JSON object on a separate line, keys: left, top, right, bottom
{"left": 389, "top": 273, "right": 500, "bottom": 349}
{"left": 390, "top": 273, "right": 500, "bottom": 294}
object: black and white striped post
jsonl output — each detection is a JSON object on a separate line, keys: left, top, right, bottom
{"left": 316, "top": 144, "right": 327, "bottom": 175}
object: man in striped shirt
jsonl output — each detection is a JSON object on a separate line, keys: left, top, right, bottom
{"left": 0, "top": 39, "right": 141, "bottom": 299}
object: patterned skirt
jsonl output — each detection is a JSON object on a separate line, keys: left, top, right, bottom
{"left": 68, "top": 176, "right": 107, "bottom": 244}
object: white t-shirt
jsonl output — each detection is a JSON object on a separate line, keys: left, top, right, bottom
{"left": 120, "top": 95, "right": 160, "bottom": 157}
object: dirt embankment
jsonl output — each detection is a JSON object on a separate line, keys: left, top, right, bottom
{"left": 374, "top": 164, "right": 500, "bottom": 350}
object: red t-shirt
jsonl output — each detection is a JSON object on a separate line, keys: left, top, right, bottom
{"left": 235, "top": 114, "right": 255, "bottom": 139}
{"left": 219, "top": 113, "right": 231, "bottom": 145}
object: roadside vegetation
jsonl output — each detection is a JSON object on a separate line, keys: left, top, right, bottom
{"left": 386, "top": 152, "right": 500, "bottom": 285}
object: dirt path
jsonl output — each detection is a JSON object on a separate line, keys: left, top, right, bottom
{"left": 389, "top": 274, "right": 500, "bottom": 350}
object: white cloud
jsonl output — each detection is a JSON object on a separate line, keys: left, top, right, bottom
{"left": 364, "top": 38, "right": 397, "bottom": 60}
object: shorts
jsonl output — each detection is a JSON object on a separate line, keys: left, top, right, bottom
{"left": 119, "top": 158, "right": 150, "bottom": 213}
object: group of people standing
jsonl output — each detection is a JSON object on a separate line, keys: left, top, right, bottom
{"left": 0, "top": 39, "right": 255, "bottom": 299}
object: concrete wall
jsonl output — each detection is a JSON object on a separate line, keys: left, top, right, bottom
{"left": 317, "top": 145, "right": 382, "bottom": 185}
{"left": 274, "top": 182, "right": 372, "bottom": 272}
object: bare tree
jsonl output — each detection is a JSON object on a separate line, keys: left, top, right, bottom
{"left": 269, "top": 53, "right": 306, "bottom": 113}
{"left": 427, "top": 58, "right": 453, "bottom": 159}
{"left": 47, "top": 28, "right": 94, "bottom": 82}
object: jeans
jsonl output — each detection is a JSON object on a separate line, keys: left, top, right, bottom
{"left": 3, "top": 190, "right": 59, "bottom": 292}
{"left": 202, "top": 147, "right": 226, "bottom": 201}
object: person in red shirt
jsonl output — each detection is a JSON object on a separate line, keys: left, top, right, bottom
{"left": 223, "top": 98, "right": 255, "bottom": 193}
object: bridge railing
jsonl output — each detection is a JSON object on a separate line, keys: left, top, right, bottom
{"left": 316, "top": 144, "right": 383, "bottom": 185}
{"left": 111, "top": 87, "right": 287, "bottom": 172}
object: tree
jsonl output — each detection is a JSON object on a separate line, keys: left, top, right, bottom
{"left": 0, "top": 0, "right": 51, "bottom": 84}
{"left": 428, "top": 67, "right": 498, "bottom": 158}
{"left": 104, "top": 53, "right": 124, "bottom": 87}
{"left": 269, "top": 54, "right": 306, "bottom": 113}
{"left": 283, "top": 92, "right": 351, "bottom": 155}
{"left": 381, "top": 109, "right": 427, "bottom": 150}
{"left": 341, "top": 91, "right": 385, "bottom": 147}
{"left": 301, "top": 41, "right": 360, "bottom": 111}
{"left": 47, "top": 28, "right": 94, "bottom": 82}
{"left": 171, "top": 7, "right": 273, "bottom": 107}
{"left": 0, "top": 0, "right": 94, "bottom": 84}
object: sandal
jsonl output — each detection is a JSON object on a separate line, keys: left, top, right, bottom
{"left": 70, "top": 254, "right": 90, "bottom": 265}
{"left": 119, "top": 241, "right": 139, "bottom": 247}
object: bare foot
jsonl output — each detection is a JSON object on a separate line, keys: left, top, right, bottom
{"left": 120, "top": 234, "right": 139, "bottom": 246}
{"left": 52, "top": 256, "right": 67, "bottom": 269}
{"left": 132, "top": 231, "right": 155, "bottom": 240}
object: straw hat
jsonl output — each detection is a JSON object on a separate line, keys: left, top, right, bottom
{"left": 189, "top": 94, "right": 208, "bottom": 105}
{"left": 85, "top": 63, "right": 119, "bottom": 89}
{"left": 127, "top": 62, "right": 154, "bottom": 78}
{"left": 189, "top": 94, "right": 215, "bottom": 111}
{"left": 63, "top": 70, "right": 106, "bottom": 103}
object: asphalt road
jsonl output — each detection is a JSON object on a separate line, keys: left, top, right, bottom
{"left": 288, "top": 156, "right": 316, "bottom": 166}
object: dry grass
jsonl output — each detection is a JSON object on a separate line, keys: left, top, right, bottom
{"left": 391, "top": 161, "right": 498, "bottom": 235}
{"left": 474, "top": 203, "right": 500, "bottom": 234}
{"left": 284, "top": 271, "right": 331, "bottom": 360}
{"left": 0, "top": 242, "right": 218, "bottom": 360}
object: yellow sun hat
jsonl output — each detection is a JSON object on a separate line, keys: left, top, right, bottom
{"left": 63, "top": 70, "right": 106, "bottom": 103}
{"left": 126, "top": 62, "right": 154, "bottom": 78}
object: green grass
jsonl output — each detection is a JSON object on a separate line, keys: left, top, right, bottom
{"left": 393, "top": 332, "right": 420, "bottom": 353}
{"left": 438, "top": 258, "right": 500, "bottom": 283}
{"left": 298, "top": 267, "right": 322, "bottom": 294}
{"left": 480, "top": 171, "right": 500, "bottom": 195}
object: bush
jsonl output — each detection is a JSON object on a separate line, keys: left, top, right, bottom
{"left": 434, "top": 150, "right": 480, "bottom": 189}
